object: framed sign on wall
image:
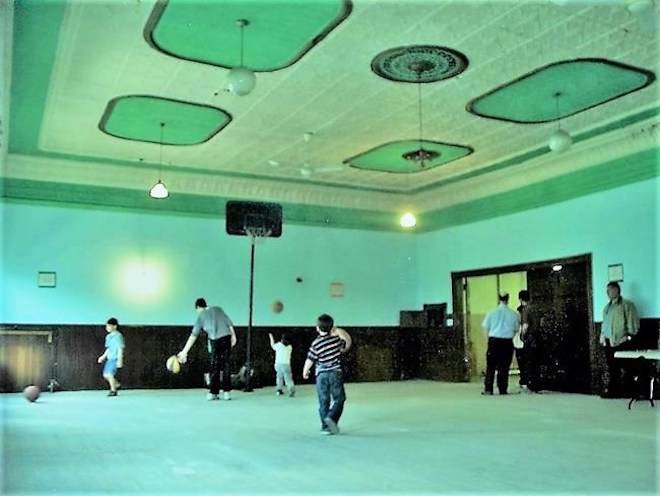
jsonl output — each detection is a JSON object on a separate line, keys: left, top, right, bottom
{"left": 38, "top": 272, "right": 57, "bottom": 288}
{"left": 607, "top": 264, "right": 623, "bottom": 282}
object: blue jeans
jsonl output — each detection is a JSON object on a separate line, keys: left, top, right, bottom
{"left": 316, "top": 370, "right": 346, "bottom": 427}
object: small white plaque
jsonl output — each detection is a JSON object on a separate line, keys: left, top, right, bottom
{"left": 38, "top": 271, "right": 57, "bottom": 288}
{"left": 330, "top": 282, "right": 345, "bottom": 298}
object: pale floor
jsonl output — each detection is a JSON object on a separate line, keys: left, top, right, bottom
{"left": 1, "top": 381, "right": 657, "bottom": 496}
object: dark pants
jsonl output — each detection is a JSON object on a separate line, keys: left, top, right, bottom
{"left": 209, "top": 336, "right": 232, "bottom": 395}
{"left": 485, "top": 338, "right": 514, "bottom": 394}
{"left": 601, "top": 339, "right": 635, "bottom": 398}
{"left": 316, "top": 370, "right": 346, "bottom": 428}
{"left": 515, "top": 347, "right": 527, "bottom": 386}
{"left": 523, "top": 339, "right": 541, "bottom": 392}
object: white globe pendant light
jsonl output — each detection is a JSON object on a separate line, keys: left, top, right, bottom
{"left": 549, "top": 129, "right": 572, "bottom": 153}
{"left": 227, "top": 66, "right": 256, "bottom": 96}
{"left": 149, "top": 122, "right": 169, "bottom": 200}
{"left": 227, "top": 19, "right": 255, "bottom": 96}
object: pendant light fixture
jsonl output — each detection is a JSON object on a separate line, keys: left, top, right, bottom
{"left": 149, "top": 122, "right": 169, "bottom": 199}
{"left": 548, "top": 92, "right": 572, "bottom": 153}
{"left": 226, "top": 19, "right": 256, "bottom": 96}
{"left": 402, "top": 64, "right": 439, "bottom": 169}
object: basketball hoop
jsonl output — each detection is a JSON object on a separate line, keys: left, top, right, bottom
{"left": 244, "top": 226, "right": 272, "bottom": 239}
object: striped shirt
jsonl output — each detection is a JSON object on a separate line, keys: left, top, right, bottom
{"left": 307, "top": 334, "right": 345, "bottom": 375}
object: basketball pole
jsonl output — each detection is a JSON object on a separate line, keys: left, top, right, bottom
{"left": 244, "top": 233, "right": 256, "bottom": 392}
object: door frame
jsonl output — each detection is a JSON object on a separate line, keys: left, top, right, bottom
{"left": 450, "top": 253, "right": 595, "bottom": 383}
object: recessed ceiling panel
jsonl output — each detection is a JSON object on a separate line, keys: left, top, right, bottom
{"left": 145, "top": 0, "right": 352, "bottom": 71}
{"left": 467, "top": 58, "right": 655, "bottom": 123}
{"left": 345, "top": 140, "right": 473, "bottom": 174}
{"left": 99, "top": 95, "right": 232, "bottom": 145}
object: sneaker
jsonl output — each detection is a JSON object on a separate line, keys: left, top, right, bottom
{"left": 324, "top": 417, "right": 339, "bottom": 435}
{"left": 288, "top": 390, "right": 296, "bottom": 398}
{"left": 276, "top": 390, "right": 284, "bottom": 396}
{"left": 207, "top": 393, "right": 220, "bottom": 401}
{"left": 481, "top": 391, "right": 493, "bottom": 396}
{"left": 107, "top": 391, "right": 118, "bottom": 397}
{"left": 320, "top": 429, "right": 332, "bottom": 436}
{"left": 521, "top": 385, "right": 530, "bottom": 394}
{"left": 222, "top": 391, "right": 231, "bottom": 401}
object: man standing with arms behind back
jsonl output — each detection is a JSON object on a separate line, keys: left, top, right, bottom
{"left": 482, "top": 293, "right": 520, "bottom": 396}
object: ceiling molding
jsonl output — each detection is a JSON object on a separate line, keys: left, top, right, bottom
{"left": 416, "top": 146, "right": 659, "bottom": 232}
{"left": 4, "top": 153, "right": 404, "bottom": 213}
{"left": 413, "top": 112, "right": 660, "bottom": 212}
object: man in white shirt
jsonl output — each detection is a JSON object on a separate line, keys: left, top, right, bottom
{"left": 482, "top": 293, "right": 520, "bottom": 395}
{"left": 269, "top": 333, "right": 295, "bottom": 397}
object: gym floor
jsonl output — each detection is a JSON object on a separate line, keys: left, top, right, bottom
{"left": 2, "top": 381, "right": 657, "bottom": 495}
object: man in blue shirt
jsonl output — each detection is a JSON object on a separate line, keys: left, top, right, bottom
{"left": 481, "top": 293, "right": 520, "bottom": 395}
{"left": 97, "top": 317, "right": 124, "bottom": 397}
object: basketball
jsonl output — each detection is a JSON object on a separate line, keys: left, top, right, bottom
{"left": 166, "top": 355, "right": 181, "bottom": 374}
{"left": 272, "top": 300, "right": 284, "bottom": 313}
{"left": 24, "top": 385, "right": 40, "bottom": 403}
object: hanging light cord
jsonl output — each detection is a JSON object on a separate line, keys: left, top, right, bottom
{"left": 555, "top": 92, "right": 562, "bottom": 131}
{"left": 159, "top": 122, "right": 164, "bottom": 181}
{"left": 239, "top": 22, "right": 245, "bottom": 67}
{"left": 417, "top": 75, "right": 424, "bottom": 151}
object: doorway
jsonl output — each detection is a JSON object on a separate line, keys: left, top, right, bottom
{"left": 453, "top": 254, "right": 594, "bottom": 393}
{"left": 464, "top": 271, "right": 527, "bottom": 379}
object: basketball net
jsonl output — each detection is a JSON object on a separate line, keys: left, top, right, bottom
{"left": 244, "top": 226, "right": 272, "bottom": 239}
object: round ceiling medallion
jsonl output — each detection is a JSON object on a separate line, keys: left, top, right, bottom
{"left": 371, "top": 45, "right": 468, "bottom": 83}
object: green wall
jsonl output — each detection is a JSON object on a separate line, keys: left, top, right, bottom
{"left": 2, "top": 177, "right": 658, "bottom": 326}
{"left": 416, "top": 177, "right": 659, "bottom": 318}
{"left": 0, "top": 202, "right": 417, "bottom": 325}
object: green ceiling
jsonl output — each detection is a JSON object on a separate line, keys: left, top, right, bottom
{"left": 345, "top": 140, "right": 473, "bottom": 174}
{"left": 5, "top": 1, "right": 659, "bottom": 232}
{"left": 99, "top": 96, "right": 232, "bottom": 145}
{"left": 146, "top": 0, "right": 352, "bottom": 71}
{"left": 468, "top": 59, "right": 655, "bottom": 124}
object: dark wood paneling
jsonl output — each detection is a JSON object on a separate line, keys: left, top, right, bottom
{"left": 418, "top": 328, "right": 469, "bottom": 382}
{"left": 1, "top": 324, "right": 466, "bottom": 391}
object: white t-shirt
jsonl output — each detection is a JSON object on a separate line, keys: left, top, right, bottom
{"left": 273, "top": 342, "right": 292, "bottom": 365}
